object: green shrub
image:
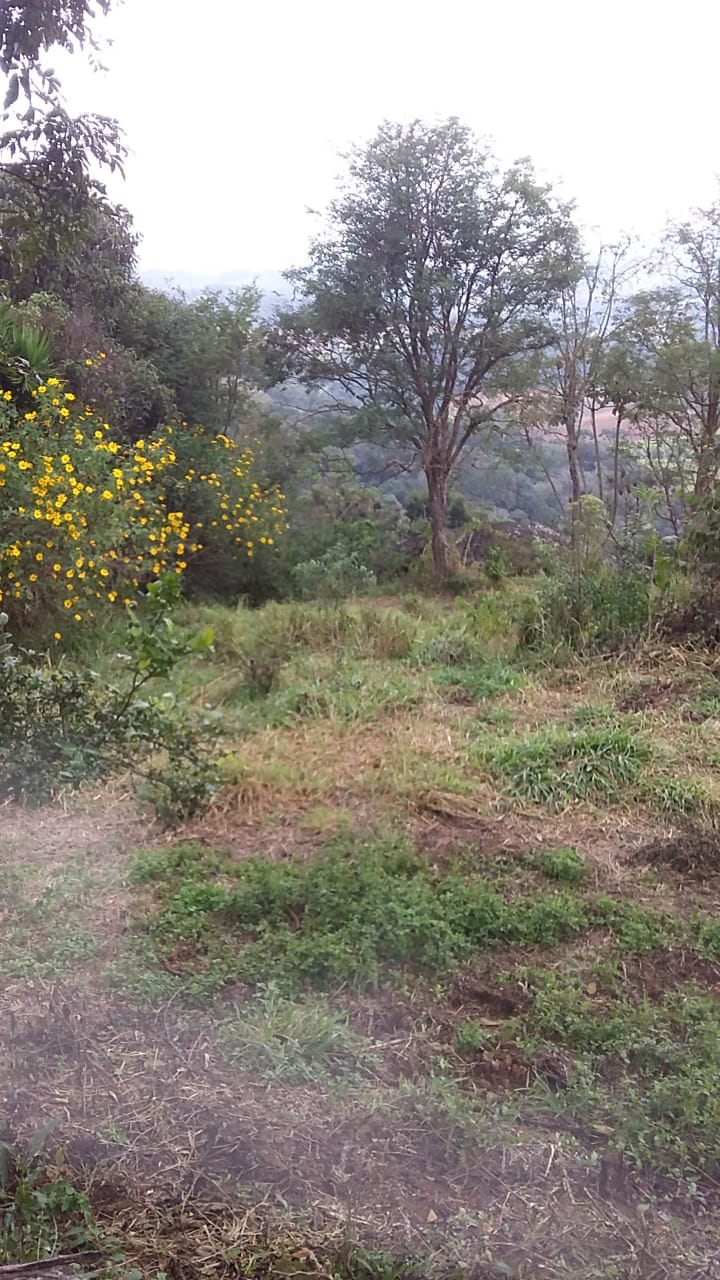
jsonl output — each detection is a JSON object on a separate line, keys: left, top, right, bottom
{"left": 484, "top": 545, "right": 508, "bottom": 583}
{"left": 520, "top": 561, "right": 652, "bottom": 655}
{"left": 0, "top": 575, "right": 219, "bottom": 822}
{"left": 455, "top": 1018, "right": 498, "bottom": 1055}
{"left": 291, "top": 546, "right": 376, "bottom": 601}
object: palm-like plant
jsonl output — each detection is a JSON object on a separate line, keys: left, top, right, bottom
{"left": 0, "top": 300, "right": 53, "bottom": 405}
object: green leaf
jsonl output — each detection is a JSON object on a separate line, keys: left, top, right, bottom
{"left": 190, "top": 626, "right": 214, "bottom": 653}
{"left": 27, "top": 1120, "right": 58, "bottom": 1159}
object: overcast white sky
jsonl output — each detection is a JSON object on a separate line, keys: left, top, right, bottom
{"left": 63, "top": 0, "right": 720, "bottom": 280}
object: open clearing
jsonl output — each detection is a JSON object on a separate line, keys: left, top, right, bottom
{"left": 3, "top": 594, "right": 720, "bottom": 1279}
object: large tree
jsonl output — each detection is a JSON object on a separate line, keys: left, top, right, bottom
{"left": 283, "top": 118, "right": 578, "bottom": 576}
{"left": 614, "top": 197, "right": 720, "bottom": 502}
{"left": 0, "top": 0, "right": 124, "bottom": 256}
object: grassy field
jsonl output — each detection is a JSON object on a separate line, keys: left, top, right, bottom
{"left": 3, "top": 589, "right": 720, "bottom": 1279}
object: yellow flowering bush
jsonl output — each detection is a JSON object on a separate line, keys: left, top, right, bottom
{"left": 0, "top": 381, "right": 286, "bottom": 636}
{"left": 151, "top": 421, "right": 289, "bottom": 600}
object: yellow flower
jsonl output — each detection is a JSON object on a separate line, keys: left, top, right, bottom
{"left": 29, "top": 573, "right": 38, "bottom": 582}
{"left": 64, "top": 393, "right": 76, "bottom": 402}
{"left": 54, "top": 632, "right": 62, "bottom": 641}
{"left": 101, "top": 490, "right": 114, "bottom": 501}
{"left": 37, "top": 385, "right": 47, "bottom": 394}
{"left": 74, "top": 614, "right": 82, "bottom": 622}
{"left": 85, "top": 359, "right": 93, "bottom": 366}
{"left": 63, "top": 599, "right": 73, "bottom": 609}
{"left": 47, "top": 378, "right": 60, "bottom": 387}
{"left": 35, "top": 552, "right": 43, "bottom": 562}
{"left": 59, "top": 408, "right": 70, "bottom": 418}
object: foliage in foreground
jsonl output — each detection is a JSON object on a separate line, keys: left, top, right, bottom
{"left": 126, "top": 834, "right": 708, "bottom": 993}
{"left": 514, "top": 965, "right": 720, "bottom": 1178}
{"left": 0, "top": 575, "right": 218, "bottom": 821}
{"left": 0, "top": 1129, "right": 99, "bottom": 1263}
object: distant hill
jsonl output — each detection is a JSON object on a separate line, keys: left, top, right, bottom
{"left": 139, "top": 268, "right": 293, "bottom": 318}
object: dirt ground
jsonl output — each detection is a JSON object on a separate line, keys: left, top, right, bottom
{"left": 1, "top": 795, "right": 720, "bottom": 1280}
{"left": 4, "top": 640, "right": 720, "bottom": 1279}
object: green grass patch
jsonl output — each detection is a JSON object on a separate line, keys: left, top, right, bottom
{"left": 129, "top": 835, "right": 593, "bottom": 991}
{"left": 567, "top": 702, "right": 621, "bottom": 728}
{"left": 512, "top": 966, "right": 720, "bottom": 1178}
{"left": 476, "top": 724, "right": 649, "bottom": 809}
{"left": 250, "top": 655, "right": 429, "bottom": 728}
{"left": 218, "top": 983, "right": 373, "bottom": 1081}
{"left": 0, "top": 858, "right": 99, "bottom": 979}
{"left": 528, "top": 846, "right": 586, "bottom": 883}
{"left": 429, "top": 659, "right": 525, "bottom": 703}
{"left": 645, "top": 774, "right": 720, "bottom": 826}
{"left": 126, "top": 836, "right": 706, "bottom": 997}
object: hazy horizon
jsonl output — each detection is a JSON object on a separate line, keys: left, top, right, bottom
{"left": 60, "top": 0, "right": 720, "bottom": 282}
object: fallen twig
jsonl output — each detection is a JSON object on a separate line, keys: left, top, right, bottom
{"left": 0, "top": 1252, "right": 103, "bottom": 1275}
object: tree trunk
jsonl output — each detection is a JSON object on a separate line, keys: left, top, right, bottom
{"left": 425, "top": 461, "right": 451, "bottom": 578}
{"left": 590, "top": 400, "right": 604, "bottom": 502}
{"left": 695, "top": 433, "right": 719, "bottom": 497}
{"left": 609, "top": 408, "right": 623, "bottom": 531}
{"left": 565, "top": 420, "right": 583, "bottom": 548}
{"left": 565, "top": 423, "right": 583, "bottom": 507}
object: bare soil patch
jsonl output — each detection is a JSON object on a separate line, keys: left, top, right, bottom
{"left": 633, "top": 826, "right": 720, "bottom": 879}
{"left": 621, "top": 948, "right": 720, "bottom": 1000}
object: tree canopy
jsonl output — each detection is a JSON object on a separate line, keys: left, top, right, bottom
{"left": 283, "top": 118, "right": 578, "bottom": 574}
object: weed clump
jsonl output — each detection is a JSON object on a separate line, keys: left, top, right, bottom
{"left": 429, "top": 660, "right": 524, "bottom": 703}
{"left": 219, "top": 983, "right": 372, "bottom": 1081}
{"left": 519, "top": 561, "right": 653, "bottom": 655}
{"left": 0, "top": 1132, "right": 100, "bottom": 1262}
{"left": 529, "top": 846, "right": 586, "bottom": 883}
{"left": 477, "top": 724, "right": 649, "bottom": 809}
